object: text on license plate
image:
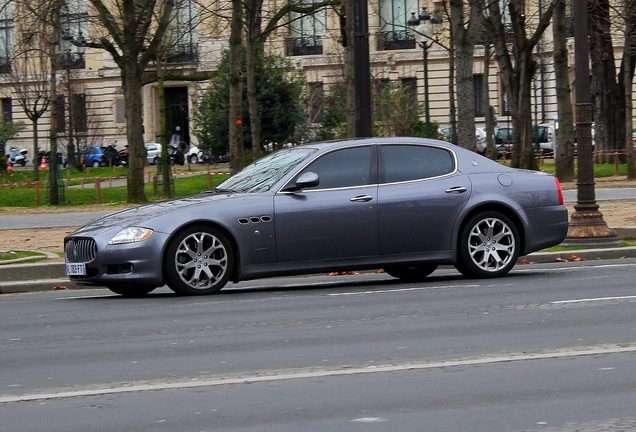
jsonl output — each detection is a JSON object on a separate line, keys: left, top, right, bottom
{"left": 66, "top": 263, "right": 86, "bottom": 276}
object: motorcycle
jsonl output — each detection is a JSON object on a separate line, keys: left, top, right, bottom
{"left": 115, "top": 146, "right": 129, "bottom": 167}
{"left": 102, "top": 144, "right": 119, "bottom": 167}
{"left": 8, "top": 147, "right": 28, "bottom": 166}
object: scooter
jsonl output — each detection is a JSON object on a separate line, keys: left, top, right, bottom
{"left": 8, "top": 147, "right": 28, "bottom": 166}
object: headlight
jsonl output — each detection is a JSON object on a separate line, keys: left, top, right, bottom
{"left": 108, "top": 227, "right": 154, "bottom": 245}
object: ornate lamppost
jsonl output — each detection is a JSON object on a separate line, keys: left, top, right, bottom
{"left": 407, "top": 7, "right": 442, "bottom": 138}
{"left": 563, "top": 0, "right": 620, "bottom": 247}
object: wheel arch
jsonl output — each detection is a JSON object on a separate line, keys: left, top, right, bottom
{"left": 161, "top": 220, "right": 242, "bottom": 284}
{"left": 456, "top": 203, "right": 526, "bottom": 256}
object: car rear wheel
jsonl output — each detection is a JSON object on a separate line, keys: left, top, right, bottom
{"left": 108, "top": 286, "right": 156, "bottom": 297}
{"left": 189, "top": 155, "right": 198, "bottom": 165}
{"left": 456, "top": 212, "right": 519, "bottom": 278}
{"left": 164, "top": 225, "right": 234, "bottom": 295}
{"left": 153, "top": 156, "right": 161, "bottom": 165}
{"left": 384, "top": 264, "right": 438, "bottom": 281}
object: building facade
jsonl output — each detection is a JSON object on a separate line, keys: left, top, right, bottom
{"left": 0, "top": 0, "right": 573, "bottom": 156}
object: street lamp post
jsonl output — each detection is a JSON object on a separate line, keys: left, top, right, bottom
{"left": 562, "top": 0, "right": 620, "bottom": 247}
{"left": 408, "top": 7, "right": 441, "bottom": 138}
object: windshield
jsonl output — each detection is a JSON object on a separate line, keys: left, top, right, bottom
{"left": 217, "top": 147, "right": 317, "bottom": 193}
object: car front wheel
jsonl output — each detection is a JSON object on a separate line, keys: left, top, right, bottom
{"left": 164, "top": 225, "right": 234, "bottom": 295}
{"left": 456, "top": 212, "right": 520, "bottom": 278}
{"left": 189, "top": 155, "right": 198, "bottom": 165}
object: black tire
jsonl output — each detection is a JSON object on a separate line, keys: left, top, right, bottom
{"left": 456, "top": 211, "right": 520, "bottom": 278}
{"left": 164, "top": 224, "right": 234, "bottom": 295}
{"left": 108, "top": 286, "right": 156, "bottom": 297}
{"left": 384, "top": 264, "right": 438, "bottom": 282}
{"left": 153, "top": 156, "right": 161, "bottom": 166}
{"left": 189, "top": 155, "right": 198, "bottom": 165}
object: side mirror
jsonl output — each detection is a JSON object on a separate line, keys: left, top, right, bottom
{"left": 283, "top": 171, "right": 319, "bottom": 192}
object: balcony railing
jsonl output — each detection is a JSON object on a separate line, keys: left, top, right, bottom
{"left": 376, "top": 30, "right": 415, "bottom": 51}
{"left": 167, "top": 43, "right": 198, "bottom": 64}
{"left": 55, "top": 52, "right": 86, "bottom": 70}
{"left": 286, "top": 36, "right": 323, "bottom": 56}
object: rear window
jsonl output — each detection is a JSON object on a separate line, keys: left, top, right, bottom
{"left": 380, "top": 145, "right": 454, "bottom": 183}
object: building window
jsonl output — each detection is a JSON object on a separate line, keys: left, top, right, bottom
{"left": 0, "top": 1, "right": 14, "bottom": 73}
{"left": 400, "top": 77, "right": 417, "bottom": 105}
{"left": 1, "top": 98, "right": 12, "bottom": 122}
{"left": 59, "top": 0, "right": 88, "bottom": 69}
{"left": 57, "top": 96, "right": 66, "bottom": 133}
{"left": 474, "top": 74, "right": 484, "bottom": 117}
{"left": 377, "top": 0, "right": 417, "bottom": 50}
{"left": 286, "top": 1, "right": 325, "bottom": 56}
{"left": 166, "top": 0, "right": 198, "bottom": 63}
{"left": 308, "top": 82, "right": 324, "bottom": 124}
{"left": 115, "top": 98, "right": 126, "bottom": 124}
{"left": 72, "top": 94, "right": 87, "bottom": 132}
{"left": 501, "top": 82, "right": 511, "bottom": 116}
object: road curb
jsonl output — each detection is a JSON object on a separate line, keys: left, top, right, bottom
{"left": 3, "top": 246, "right": 636, "bottom": 294}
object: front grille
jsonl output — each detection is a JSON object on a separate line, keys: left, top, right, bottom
{"left": 65, "top": 238, "right": 97, "bottom": 263}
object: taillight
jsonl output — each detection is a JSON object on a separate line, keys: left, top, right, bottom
{"left": 555, "top": 177, "right": 564, "bottom": 205}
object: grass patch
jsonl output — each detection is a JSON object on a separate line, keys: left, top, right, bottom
{"left": 0, "top": 250, "right": 47, "bottom": 261}
{"left": 0, "top": 167, "right": 229, "bottom": 209}
{"left": 541, "top": 241, "right": 636, "bottom": 253}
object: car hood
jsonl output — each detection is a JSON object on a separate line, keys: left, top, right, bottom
{"left": 68, "top": 193, "right": 244, "bottom": 236}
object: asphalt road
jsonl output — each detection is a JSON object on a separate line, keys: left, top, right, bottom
{"left": 2, "top": 260, "right": 636, "bottom": 431}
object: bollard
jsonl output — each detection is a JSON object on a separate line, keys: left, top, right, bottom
{"left": 614, "top": 152, "right": 619, "bottom": 176}
{"left": 35, "top": 181, "right": 40, "bottom": 207}
{"left": 95, "top": 177, "right": 102, "bottom": 204}
{"left": 152, "top": 175, "right": 158, "bottom": 195}
{"left": 208, "top": 170, "right": 213, "bottom": 190}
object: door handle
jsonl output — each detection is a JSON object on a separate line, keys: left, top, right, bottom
{"left": 445, "top": 186, "right": 467, "bottom": 194}
{"left": 350, "top": 195, "right": 373, "bottom": 202}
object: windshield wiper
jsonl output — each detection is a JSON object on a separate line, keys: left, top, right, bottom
{"left": 201, "top": 187, "right": 238, "bottom": 194}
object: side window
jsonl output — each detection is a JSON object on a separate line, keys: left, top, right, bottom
{"left": 381, "top": 145, "right": 454, "bottom": 183}
{"left": 297, "top": 146, "right": 373, "bottom": 190}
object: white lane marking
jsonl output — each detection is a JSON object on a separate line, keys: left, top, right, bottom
{"left": 551, "top": 295, "right": 636, "bottom": 304}
{"left": 328, "top": 284, "right": 479, "bottom": 296}
{"left": 2, "top": 343, "right": 636, "bottom": 404}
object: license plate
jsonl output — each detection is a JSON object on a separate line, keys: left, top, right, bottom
{"left": 66, "top": 263, "right": 86, "bottom": 276}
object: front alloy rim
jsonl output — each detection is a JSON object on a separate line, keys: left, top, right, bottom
{"left": 467, "top": 218, "right": 515, "bottom": 272}
{"left": 175, "top": 232, "right": 228, "bottom": 289}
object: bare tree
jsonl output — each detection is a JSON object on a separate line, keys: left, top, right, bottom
{"left": 483, "top": 0, "right": 555, "bottom": 170}
{"left": 9, "top": 4, "right": 51, "bottom": 183}
{"left": 552, "top": 0, "right": 574, "bottom": 182}
{"left": 450, "top": 0, "right": 482, "bottom": 152}
{"left": 81, "top": 0, "right": 175, "bottom": 203}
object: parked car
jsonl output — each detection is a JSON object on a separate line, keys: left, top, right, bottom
{"left": 145, "top": 142, "right": 162, "bottom": 165}
{"left": 64, "top": 137, "right": 568, "bottom": 297}
{"left": 63, "top": 146, "right": 105, "bottom": 168}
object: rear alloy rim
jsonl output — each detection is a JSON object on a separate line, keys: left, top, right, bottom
{"left": 467, "top": 217, "right": 515, "bottom": 272}
{"left": 175, "top": 231, "right": 228, "bottom": 289}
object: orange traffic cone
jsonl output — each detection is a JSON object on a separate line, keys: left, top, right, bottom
{"left": 6, "top": 160, "right": 12, "bottom": 172}
{"left": 40, "top": 156, "right": 48, "bottom": 170}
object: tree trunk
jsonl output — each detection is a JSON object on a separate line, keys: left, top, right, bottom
{"left": 625, "top": 0, "right": 636, "bottom": 179}
{"left": 32, "top": 120, "right": 39, "bottom": 182}
{"left": 157, "top": 56, "right": 173, "bottom": 198}
{"left": 483, "top": 44, "right": 496, "bottom": 159}
{"left": 229, "top": 0, "right": 245, "bottom": 173}
{"left": 451, "top": 0, "right": 482, "bottom": 152}
{"left": 344, "top": 0, "right": 356, "bottom": 138}
{"left": 122, "top": 64, "right": 147, "bottom": 204}
{"left": 590, "top": 0, "right": 622, "bottom": 161}
{"left": 553, "top": 0, "right": 575, "bottom": 182}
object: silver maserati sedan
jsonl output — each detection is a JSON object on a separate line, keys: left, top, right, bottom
{"left": 64, "top": 137, "right": 568, "bottom": 296}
